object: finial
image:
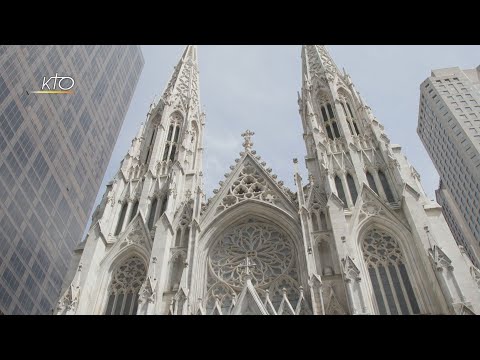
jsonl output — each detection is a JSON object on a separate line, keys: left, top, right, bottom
{"left": 241, "top": 130, "right": 255, "bottom": 151}
{"left": 293, "top": 158, "right": 299, "bottom": 174}
{"left": 239, "top": 256, "right": 256, "bottom": 278}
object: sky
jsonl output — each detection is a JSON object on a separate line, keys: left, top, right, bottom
{"left": 83, "top": 45, "right": 480, "bottom": 239}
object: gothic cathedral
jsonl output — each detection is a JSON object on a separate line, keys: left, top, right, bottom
{"left": 56, "top": 46, "right": 480, "bottom": 315}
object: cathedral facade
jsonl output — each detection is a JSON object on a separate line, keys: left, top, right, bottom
{"left": 56, "top": 46, "right": 480, "bottom": 315}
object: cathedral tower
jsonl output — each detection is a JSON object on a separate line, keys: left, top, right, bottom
{"left": 56, "top": 45, "right": 480, "bottom": 315}
{"left": 56, "top": 45, "right": 205, "bottom": 314}
{"left": 297, "top": 45, "right": 480, "bottom": 314}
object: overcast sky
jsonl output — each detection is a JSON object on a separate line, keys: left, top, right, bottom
{"left": 83, "top": 45, "right": 480, "bottom": 239}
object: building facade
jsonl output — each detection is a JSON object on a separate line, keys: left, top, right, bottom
{"left": 56, "top": 46, "right": 480, "bottom": 315}
{"left": 0, "top": 45, "right": 144, "bottom": 314}
{"left": 418, "top": 66, "right": 480, "bottom": 268}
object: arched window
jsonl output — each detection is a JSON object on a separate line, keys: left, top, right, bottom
{"left": 335, "top": 176, "right": 347, "bottom": 208}
{"left": 144, "top": 127, "right": 157, "bottom": 166}
{"left": 311, "top": 205, "right": 328, "bottom": 232}
{"left": 366, "top": 171, "right": 378, "bottom": 194}
{"left": 160, "top": 196, "right": 168, "bottom": 216}
{"left": 341, "top": 102, "right": 354, "bottom": 135}
{"left": 169, "top": 145, "right": 177, "bottom": 162}
{"left": 162, "top": 113, "right": 182, "bottom": 162}
{"left": 346, "top": 103, "right": 354, "bottom": 118}
{"left": 147, "top": 197, "right": 158, "bottom": 230}
{"left": 163, "top": 125, "right": 174, "bottom": 161}
{"left": 173, "top": 126, "right": 180, "bottom": 143}
{"left": 115, "top": 202, "right": 128, "bottom": 236}
{"left": 327, "top": 104, "right": 335, "bottom": 119}
{"left": 129, "top": 200, "right": 139, "bottom": 223}
{"left": 346, "top": 101, "right": 360, "bottom": 135}
{"left": 362, "top": 229, "right": 420, "bottom": 315}
{"left": 321, "top": 107, "right": 328, "bottom": 122}
{"left": 326, "top": 125, "right": 334, "bottom": 140}
{"left": 347, "top": 174, "right": 358, "bottom": 204}
{"left": 320, "top": 212, "right": 328, "bottom": 230}
{"left": 321, "top": 102, "right": 341, "bottom": 140}
{"left": 206, "top": 219, "right": 301, "bottom": 314}
{"left": 105, "top": 256, "right": 146, "bottom": 315}
{"left": 353, "top": 122, "right": 360, "bottom": 136}
{"left": 332, "top": 122, "right": 341, "bottom": 138}
{"left": 378, "top": 170, "right": 395, "bottom": 203}
{"left": 340, "top": 98, "right": 360, "bottom": 136}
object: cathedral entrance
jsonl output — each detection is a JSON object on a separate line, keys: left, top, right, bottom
{"left": 205, "top": 218, "right": 304, "bottom": 315}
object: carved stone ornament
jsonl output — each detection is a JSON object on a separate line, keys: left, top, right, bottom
{"left": 122, "top": 221, "right": 146, "bottom": 248}
{"left": 359, "top": 200, "right": 384, "bottom": 220}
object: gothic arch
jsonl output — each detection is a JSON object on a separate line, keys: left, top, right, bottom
{"left": 162, "top": 111, "right": 184, "bottom": 163}
{"left": 355, "top": 220, "right": 427, "bottom": 315}
{"left": 196, "top": 201, "right": 308, "bottom": 311}
{"left": 316, "top": 91, "right": 340, "bottom": 140}
{"left": 337, "top": 88, "right": 361, "bottom": 136}
{"left": 104, "top": 256, "right": 147, "bottom": 315}
{"left": 201, "top": 201, "right": 303, "bottom": 253}
{"left": 93, "top": 246, "right": 150, "bottom": 315}
{"left": 169, "top": 110, "right": 184, "bottom": 123}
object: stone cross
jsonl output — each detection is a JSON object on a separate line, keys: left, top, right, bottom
{"left": 241, "top": 130, "right": 255, "bottom": 151}
{"left": 239, "top": 256, "right": 256, "bottom": 276}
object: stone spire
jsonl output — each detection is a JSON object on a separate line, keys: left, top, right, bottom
{"left": 302, "top": 45, "right": 340, "bottom": 84}
{"left": 160, "top": 45, "right": 200, "bottom": 109}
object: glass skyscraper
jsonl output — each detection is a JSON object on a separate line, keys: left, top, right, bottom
{"left": 0, "top": 45, "right": 144, "bottom": 314}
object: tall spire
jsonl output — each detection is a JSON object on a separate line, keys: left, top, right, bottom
{"left": 302, "top": 45, "right": 340, "bottom": 84}
{"left": 161, "top": 45, "right": 200, "bottom": 108}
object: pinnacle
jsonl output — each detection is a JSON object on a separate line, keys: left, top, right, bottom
{"left": 203, "top": 130, "right": 297, "bottom": 214}
{"left": 158, "top": 45, "right": 200, "bottom": 109}
{"left": 181, "top": 45, "right": 198, "bottom": 63}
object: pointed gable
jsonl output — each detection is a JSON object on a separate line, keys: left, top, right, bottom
{"left": 429, "top": 245, "right": 453, "bottom": 270}
{"left": 117, "top": 212, "right": 152, "bottom": 252}
{"left": 202, "top": 149, "right": 298, "bottom": 219}
{"left": 324, "top": 285, "right": 347, "bottom": 315}
{"left": 231, "top": 278, "right": 268, "bottom": 315}
{"left": 360, "top": 147, "right": 386, "bottom": 169}
{"left": 306, "top": 184, "right": 328, "bottom": 209}
{"left": 353, "top": 184, "right": 410, "bottom": 231}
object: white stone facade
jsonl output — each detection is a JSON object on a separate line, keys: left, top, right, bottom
{"left": 56, "top": 46, "right": 480, "bottom": 315}
{"left": 418, "top": 66, "right": 480, "bottom": 270}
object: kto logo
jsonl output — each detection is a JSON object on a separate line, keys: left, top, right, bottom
{"left": 29, "top": 73, "right": 75, "bottom": 94}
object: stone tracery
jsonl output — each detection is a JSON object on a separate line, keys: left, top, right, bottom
{"left": 217, "top": 160, "right": 284, "bottom": 213}
{"left": 105, "top": 256, "right": 146, "bottom": 315}
{"left": 206, "top": 219, "right": 301, "bottom": 312}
